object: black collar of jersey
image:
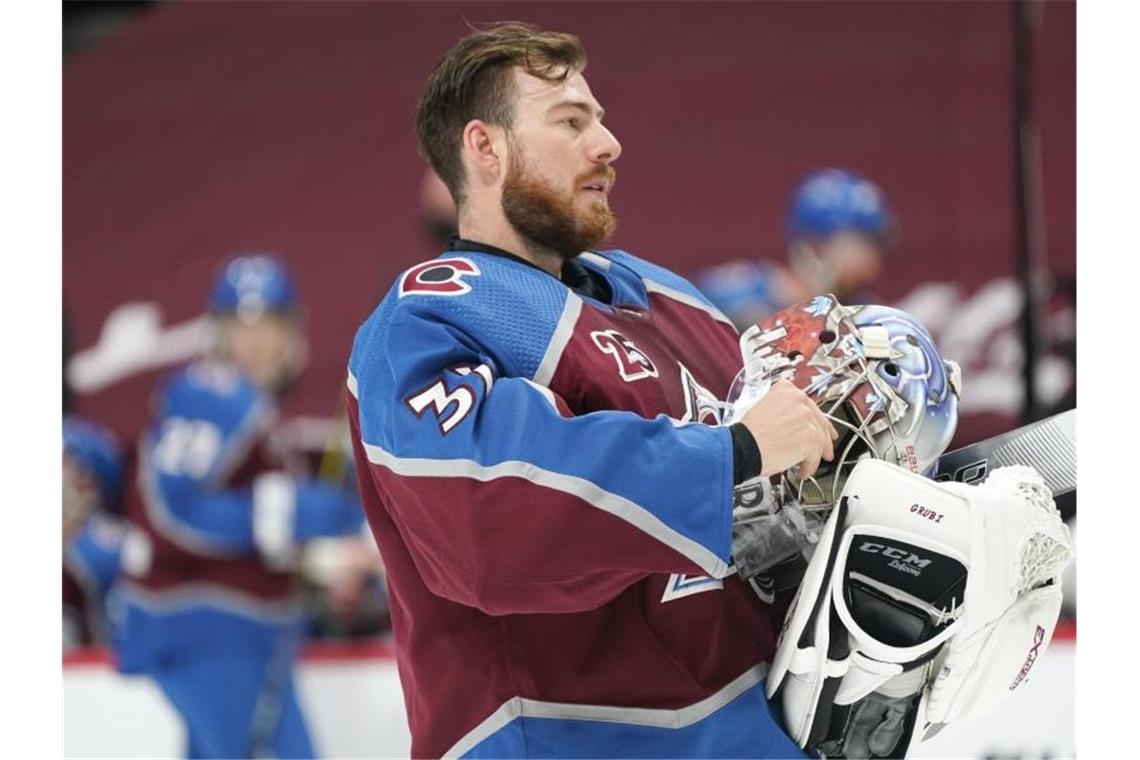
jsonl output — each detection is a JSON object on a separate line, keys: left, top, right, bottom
{"left": 447, "top": 236, "right": 614, "bottom": 304}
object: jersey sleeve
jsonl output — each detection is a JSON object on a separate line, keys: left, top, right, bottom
{"left": 146, "top": 467, "right": 362, "bottom": 559}
{"left": 349, "top": 304, "right": 735, "bottom": 617}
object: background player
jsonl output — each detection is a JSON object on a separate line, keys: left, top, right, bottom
{"left": 696, "top": 168, "right": 895, "bottom": 328}
{"left": 63, "top": 416, "right": 128, "bottom": 651}
{"left": 114, "top": 254, "right": 364, "bottom": 759}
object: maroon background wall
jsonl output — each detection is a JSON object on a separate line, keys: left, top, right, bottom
{"left": 64, "top": 1, "right": 1075, "bottom": 440}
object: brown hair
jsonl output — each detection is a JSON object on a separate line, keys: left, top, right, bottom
{"left": 415, "top": 22, "right": 587, "bottom": 206}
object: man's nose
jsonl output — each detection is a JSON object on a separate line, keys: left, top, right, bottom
{"left": 591, "top": 124, "right": 622, "bottom": 165}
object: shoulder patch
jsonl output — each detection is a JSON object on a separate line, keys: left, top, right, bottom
{"left": 399, "top": 257, "right": 481, "bottom": 297}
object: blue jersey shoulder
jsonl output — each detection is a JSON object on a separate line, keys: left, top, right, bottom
{"left": 148, "top": 361, "right": 272, "bottom": 483}
{"left": 351, "top": 252, "right": 573, "bottom": 385}
{"left": 590, "top": 249, "right": 734, "bottom": 324}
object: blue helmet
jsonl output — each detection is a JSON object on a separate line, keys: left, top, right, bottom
{"left": 63, "top": 416, "right": 124, "bottom": 513}
{"left": 208, "top": 254, "right": 299, "bottom": 322}
{"left": 846, "top": 303, "right": 960, "bottom": 476}
{"left": 787, "top": 169, "right": 893, "bottom": 242}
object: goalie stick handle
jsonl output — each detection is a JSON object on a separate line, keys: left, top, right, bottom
{"left": 932, "top": 409, "right": 1075, "bottom": 501}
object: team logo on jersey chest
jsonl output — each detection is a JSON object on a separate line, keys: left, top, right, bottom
{"left": 590, "top": 330, "right": 658, "bottom": 382}
{"left": 399, "top": 258, "right": 481, "bottom": 297}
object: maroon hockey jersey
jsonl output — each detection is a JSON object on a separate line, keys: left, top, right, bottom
{"left": 347, "top": 248, "right": 800, "bottom": 757}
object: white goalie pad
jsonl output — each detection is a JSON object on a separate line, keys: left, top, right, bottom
{"left": 766, "top": 459, "right": 1072, "bottom": 757}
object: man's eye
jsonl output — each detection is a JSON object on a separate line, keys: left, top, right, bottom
{"left": 562, "top": 117, "right": 582, "bottom": 131}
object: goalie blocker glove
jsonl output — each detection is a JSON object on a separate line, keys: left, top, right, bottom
{"left": 766, "top": 459, "right": 1073, "bottom": 758}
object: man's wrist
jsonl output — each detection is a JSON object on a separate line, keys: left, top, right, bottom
{"left": 729, "top": 422, "right": 762, "bottom": 485}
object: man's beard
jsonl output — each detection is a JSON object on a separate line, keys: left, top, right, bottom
{"left": 501, "top": 139, "right": 617, "bottom": 262}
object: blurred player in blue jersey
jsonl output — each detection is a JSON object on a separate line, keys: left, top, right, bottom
{"left": 695, "top": 168, "right": 895, "bottom": 328}
{"left": 114, "top": 254, "right": 363, "bottom": 759}
{"left": 63, "top": 416, "right": 128, "bottom": 651}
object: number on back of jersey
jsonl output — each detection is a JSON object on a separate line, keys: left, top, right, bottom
{"left": 152, "top": 418, "right": 224, "bottom": 478}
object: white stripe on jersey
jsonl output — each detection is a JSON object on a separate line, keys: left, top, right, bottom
{"left": 643, "top": 278, "right": 736, "bottom": 329}
{"left": 532, "top": 293, "right": 583, "bottom": 387}
{"left": 444, "top": 662, "right": 769, "bottom": 758}
{"left": 359, "top": 438, "right": 732, "bottom": 583}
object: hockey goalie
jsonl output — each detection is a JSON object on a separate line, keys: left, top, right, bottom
{"left": 727, "top": 296, "right": 1073, "bottom": 758}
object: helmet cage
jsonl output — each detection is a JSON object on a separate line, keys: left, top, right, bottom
{"left": 735, "top": 295, "right": 929, "bottom": 510}
{"left": 792, "top": 355, "right": 911, "bottom": 509}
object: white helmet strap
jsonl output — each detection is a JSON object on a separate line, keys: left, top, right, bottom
{"left": 857, "top": 325, "right": 895, "bottom": 359}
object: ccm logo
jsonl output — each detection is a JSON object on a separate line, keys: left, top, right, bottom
{"left": 859, "top": 541, "right": 932, "bottom": 576}
{"left": 910, "top": 503, "right": 944, "bottom": 523}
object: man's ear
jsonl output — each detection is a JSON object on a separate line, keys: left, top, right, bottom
{"left": 461, "top": 120, "right": 504, "bottom": 185}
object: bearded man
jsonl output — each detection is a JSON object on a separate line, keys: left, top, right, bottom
{"left": 346, "top": 22, "right": 835, "bottom": 758}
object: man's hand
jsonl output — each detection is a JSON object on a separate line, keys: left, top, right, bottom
{"left": 737, "top": 380, "right": 837, "bottom": 479}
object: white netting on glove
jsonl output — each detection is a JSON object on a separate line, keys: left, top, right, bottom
{"left": 985, "top": 466, "right": 1074, "bottom": 596}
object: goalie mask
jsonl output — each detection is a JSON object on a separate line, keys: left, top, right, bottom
{"left": 729, "top": 295, "right": 961, "bottom": 508}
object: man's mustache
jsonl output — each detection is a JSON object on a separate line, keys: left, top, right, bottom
{"left": 578, "top": 166, "right": 617, "bottom": 189}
